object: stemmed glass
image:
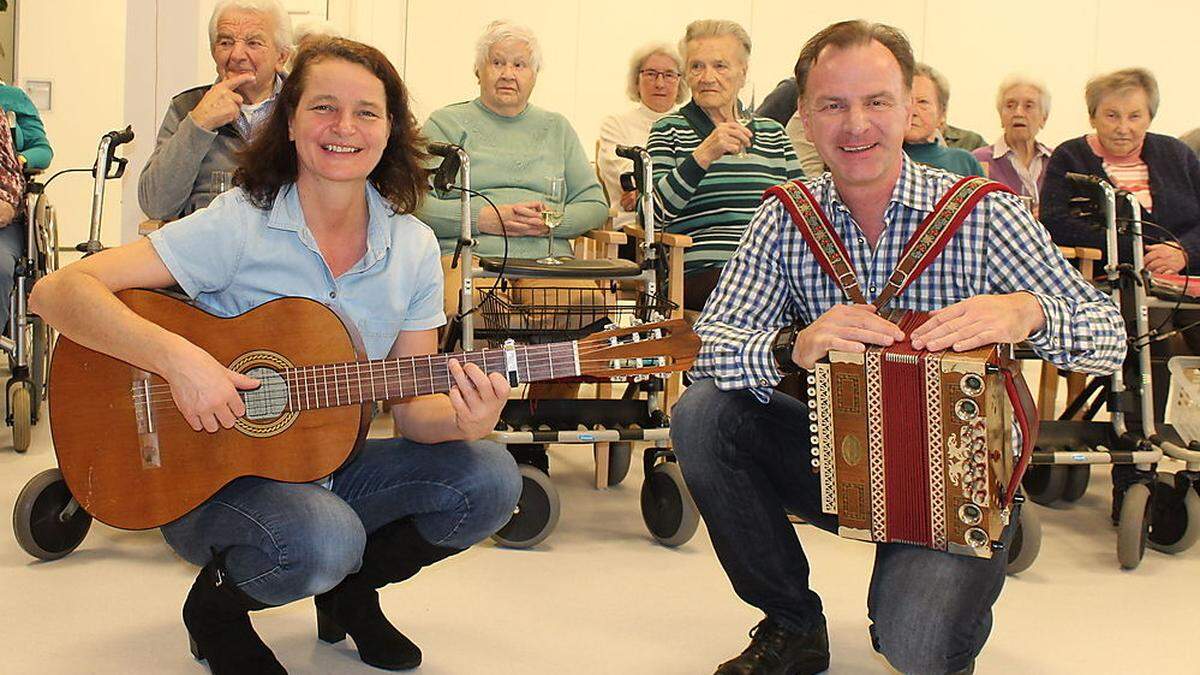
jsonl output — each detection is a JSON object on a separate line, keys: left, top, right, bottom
{"left": 538, "top": 176, "right": 566, "bottom": 265}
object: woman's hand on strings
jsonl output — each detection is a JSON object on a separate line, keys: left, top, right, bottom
{"left": 164, "top": 341, "right": 260, "bottom": 433}
{"left": 446, "top": 358, "right": 510, "bottom": 440}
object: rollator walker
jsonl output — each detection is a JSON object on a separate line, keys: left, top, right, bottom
{"left": 1023, "top": 172, "right": 1200, "bottom": 570}
{"left": 434, "top": 142, "right": 700, "bottom": 549}
{"left": 12, "top": 127, "right": 135, "bottom": 560}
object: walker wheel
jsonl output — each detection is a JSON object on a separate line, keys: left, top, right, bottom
{"left": 1117, "top": 482, "right": 1152, "bottom": 570}
{"left": 492, "top": 464, "right": 560, "bottom": 549}
{"left": 606, "top": 441, "right": 633, "bottom": 487}
{"left": 1022, "top": 463, "right": 1067, "bottom": 506}
{"left": 9, "top": 380, "right": 32, "bottom": 453}
{"left": 1060, "top": 463, "right": 1091, "bottom": 503}
{"left": 1147, "top": 473, "right": 1200, "bottom": 554}
{"left": 1006, "top": 504, "right": 1042, "bottom": 575}
{"left": 640, "top": 460, "right": 699, "bottom": 547}
{"left": 12, "top": 468, "right": 92, "bottom": 561}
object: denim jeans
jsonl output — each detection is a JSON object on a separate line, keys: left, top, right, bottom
{"left": 161, "top": 437, "right": 521, "bottom": 606}
{"left": 671, "top": 379, "right": 1014, "bottom": 674}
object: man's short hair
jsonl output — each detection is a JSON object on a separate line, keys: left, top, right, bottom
{"left": 1085, "top": 67, "right": 1159, "bottom": 120}
{"left": 913, "top": 62, "right": 950, "bottom": 114}
{"left": 794, "top": 20, "right": 914, "bottom": 103}
{"left": 208, "top": 0, "right": 293, "bottom": 51}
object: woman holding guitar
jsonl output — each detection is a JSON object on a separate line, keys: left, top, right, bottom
{"left": 30, "top": 37, "right": 521, "bottom": 674}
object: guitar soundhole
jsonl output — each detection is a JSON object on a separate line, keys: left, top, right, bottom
{"left": 242, "top": 367, "right": 289, "bottom": 420}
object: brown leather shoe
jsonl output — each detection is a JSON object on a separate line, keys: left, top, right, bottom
{"left": 714, "top": 618, "right": 830, "bottom": 675}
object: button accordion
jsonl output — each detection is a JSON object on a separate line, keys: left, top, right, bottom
{"left": 807, "top": 310, "right": 1037, "bottom": 558}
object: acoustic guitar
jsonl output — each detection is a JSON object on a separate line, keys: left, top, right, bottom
{"left": 48, "top": 290, "right": 699, "bottom": 531}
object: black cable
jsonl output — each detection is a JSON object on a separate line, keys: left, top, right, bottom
{"left": 1111, "top": 215, "right": 1193, "bottom": 347}
{"left": 38, "top": 167, "right": 93, "bottom": 190}
{"left": 439, "top": 184, "right": 509, "bottom": 323}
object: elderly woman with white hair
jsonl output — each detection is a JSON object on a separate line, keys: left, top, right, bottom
{"left": 416, "top": 20, "right": 608, "bottom": 264}
{"left": 972, "top": 76, "right": 1054, "bottom": 212}
{"left": 649, "top": 19, "right": 801, "bottom": 310}
{"left": 597, "top": 43, "right": 686, "bottom": 227}
{"left": 138, "top": 0, "right": 292, "bottom": 220}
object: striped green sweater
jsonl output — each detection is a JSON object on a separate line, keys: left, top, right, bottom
{"left": 648, "top": 100, "right": 802, "bottom": 274}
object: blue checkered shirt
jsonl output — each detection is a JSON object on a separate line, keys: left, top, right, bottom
{"left": 233, "top": 75, "right": 282, "bottom": 140}
{"left": 692, "top": 156, "right": 1126, "bottom": 403}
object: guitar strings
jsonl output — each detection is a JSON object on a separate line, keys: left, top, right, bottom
{"left": 127, "top": 338, "right": 666, "bottom": 398}
{"left": 131, "top": 355, "right": 682, "bottom": 412}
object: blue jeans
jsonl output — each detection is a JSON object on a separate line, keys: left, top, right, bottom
{"left": 671, "top": 379, "right": 1013, "bottom": 674}
{"left": 161, "top": 437, "right": 521, "bottom": 606}
{"left": 0, "top": 218, "right": 25, "bottom": 327}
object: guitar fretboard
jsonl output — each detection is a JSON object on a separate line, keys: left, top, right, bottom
{"left": 245, "top": 343, "right": 579, "bottom": 414}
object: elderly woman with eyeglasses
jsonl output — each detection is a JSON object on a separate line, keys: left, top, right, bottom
{"left": 597, "top": 43, "right": 687, "bottom": 228}
{"left": 649, "top": 19, "right": 802, "bottom": 310}
{"left": 972, "top": 76, "right": 1054, "bottom": 214}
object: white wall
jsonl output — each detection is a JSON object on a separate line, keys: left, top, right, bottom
{"left": 17, "top": 0, "right": 1200, "bottom": 248}
{"left": 17, "top": 0, "right": 128, "bottom": 257}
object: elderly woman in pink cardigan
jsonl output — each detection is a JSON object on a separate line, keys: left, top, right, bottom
{"left": 973, "top": 75, "right": 1053, "bottom": 215}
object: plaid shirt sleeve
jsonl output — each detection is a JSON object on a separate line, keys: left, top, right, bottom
{"left": 984, "top": 192, "right": 1125, "bottom": 374}
{"left": 691, "top": 200, "right": 800, "bottom": 402}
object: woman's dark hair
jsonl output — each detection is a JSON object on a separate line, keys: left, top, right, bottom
{"left": 235, "top": 36, "right": 430, "bottom": 214}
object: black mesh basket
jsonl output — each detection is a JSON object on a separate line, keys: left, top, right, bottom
{"left": 476, "top": 284, "right": 675, "bottom": 343}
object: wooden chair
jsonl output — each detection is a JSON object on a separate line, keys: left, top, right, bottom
{"left": 1037, "top": 245, "right": 1104, "bottom": 420}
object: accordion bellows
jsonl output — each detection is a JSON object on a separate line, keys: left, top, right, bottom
{"left": 808, "top": 310, "right": 1034, "bottom": 558}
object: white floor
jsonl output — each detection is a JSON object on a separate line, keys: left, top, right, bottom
{"left": 1, "top": 413, "right": 1198, "bottom": 674}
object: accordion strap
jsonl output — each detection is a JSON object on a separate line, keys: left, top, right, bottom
{"left": 764, "top": 176, "right": 1012, "bottom": 309}
{"left": 1002, "top": 364, "right": 1039, "bottom": 510}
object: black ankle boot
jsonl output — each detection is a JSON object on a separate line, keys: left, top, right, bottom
{"left": 183, "top": 552, "right": 285, "bottom": 675}
{"left": 715, "top": 617, "right": 830, "bottom": 675}
{"left": 315, "top": 518, "right": 463, "bottom": 670}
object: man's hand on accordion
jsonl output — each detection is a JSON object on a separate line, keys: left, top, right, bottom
{"left": 909, "top": 292, "right": 1046, "bottom": 352}
{"left": 793, "top": 304, "right": 907, "bottom": 370}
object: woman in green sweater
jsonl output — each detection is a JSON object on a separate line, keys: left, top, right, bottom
{"left": 0, "top": 83, "right": 53, "bottom": 171}
{"left": 416, "top": 20, "right": 607, "bottom": 271}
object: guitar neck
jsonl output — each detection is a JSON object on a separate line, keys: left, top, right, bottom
{"left": 267, "top": 342, "right": 579, "bottom": 412}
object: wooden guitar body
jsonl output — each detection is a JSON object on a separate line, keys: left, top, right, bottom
{"left": 48, "top": 290, "right": 372, "bottom": 530}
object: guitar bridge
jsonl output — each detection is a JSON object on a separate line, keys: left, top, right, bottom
{"left": 132, "top": 370, "right": 161, "bottom": 469}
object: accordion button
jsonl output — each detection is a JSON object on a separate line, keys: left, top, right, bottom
{"left": 810, "top": 458, "right": 821, "bottom": 467}
{"left": 810, "top": 445, "right": 820, "bottom": 456}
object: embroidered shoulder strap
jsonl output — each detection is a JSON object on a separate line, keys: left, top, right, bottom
{"left": 765, "top": 176, "right": 1012, "bottom": 309}
{"left": 764, "top": 180, "right": 867, "bottom": 304}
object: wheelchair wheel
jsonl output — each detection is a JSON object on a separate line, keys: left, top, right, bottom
{"left": 640, "top": 460, "right": 699, "bottom": 547}
{"left": 1006, "top": 505, "right": 1042, "bottom": 575}
{"left": 1022, "top": 463, "right": 1067, "bottom": 506}
{"left": 1060, "top": 464, "right": 1091, "bottom": 503}
{"left": 1147, "top": 474, "right": 1200, "bottom": 554}
{"left": 12, "top": 468, "right": 93, "bottom": 561}
{"left": 9, "top": 380, "right": 32, "bottom": 453}
{"left": 1117, "top": 482, "right": 1152, "bottom": 570}
{"left": 492, "top": 464, "right": 560, "bottom": 549}
{"left": 606, "top": 441, "right": 633, "bottom": 487}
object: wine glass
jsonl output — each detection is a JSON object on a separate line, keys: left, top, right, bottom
{"left": 538, "top": 176, "right": 566, "bottom": 265}
{"left": 734, "top": 106, "right": 754, "bottom": 159}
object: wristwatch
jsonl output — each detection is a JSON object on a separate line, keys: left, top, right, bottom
{"left": 771, "top": 324, "right": 802, "bottom": 374}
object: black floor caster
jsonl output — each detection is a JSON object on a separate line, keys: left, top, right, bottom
{"left": 492, "top": 464, "right": 560, "bottom": 549}
{"left": 13, "top": 468, "right": 93, "bottom": 560}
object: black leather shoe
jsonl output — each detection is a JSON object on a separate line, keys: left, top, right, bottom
{"left": 184, "top": 552, "right": 286, "bottom": 674}
{"left": 715, "top": 618, "right": 830, "bottom": 675}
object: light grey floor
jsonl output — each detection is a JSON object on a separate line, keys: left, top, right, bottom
{"left": 1, "top": 412, "right": 1198, "bottom": 674}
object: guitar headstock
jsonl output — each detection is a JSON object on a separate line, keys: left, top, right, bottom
{"left": 575, "top": 318, "right": 700, "bottom": 378}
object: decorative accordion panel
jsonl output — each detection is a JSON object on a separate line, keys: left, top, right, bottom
{"left": 809, "top": 311, "right": 1016, "bottom": 558}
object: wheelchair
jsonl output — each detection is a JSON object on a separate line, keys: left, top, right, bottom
{"left": 12, "top": 126, "right": 135, "bottom": 560}
{"left": 434, "top": 143, "right": 699, "bottom": 549}
{"left": 1021, "top": 173, "right": 1200, "bottom": 570}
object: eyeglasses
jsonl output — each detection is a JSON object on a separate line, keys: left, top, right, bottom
{"left": 639, "top": 69, "right": 681, "bottom": 83}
